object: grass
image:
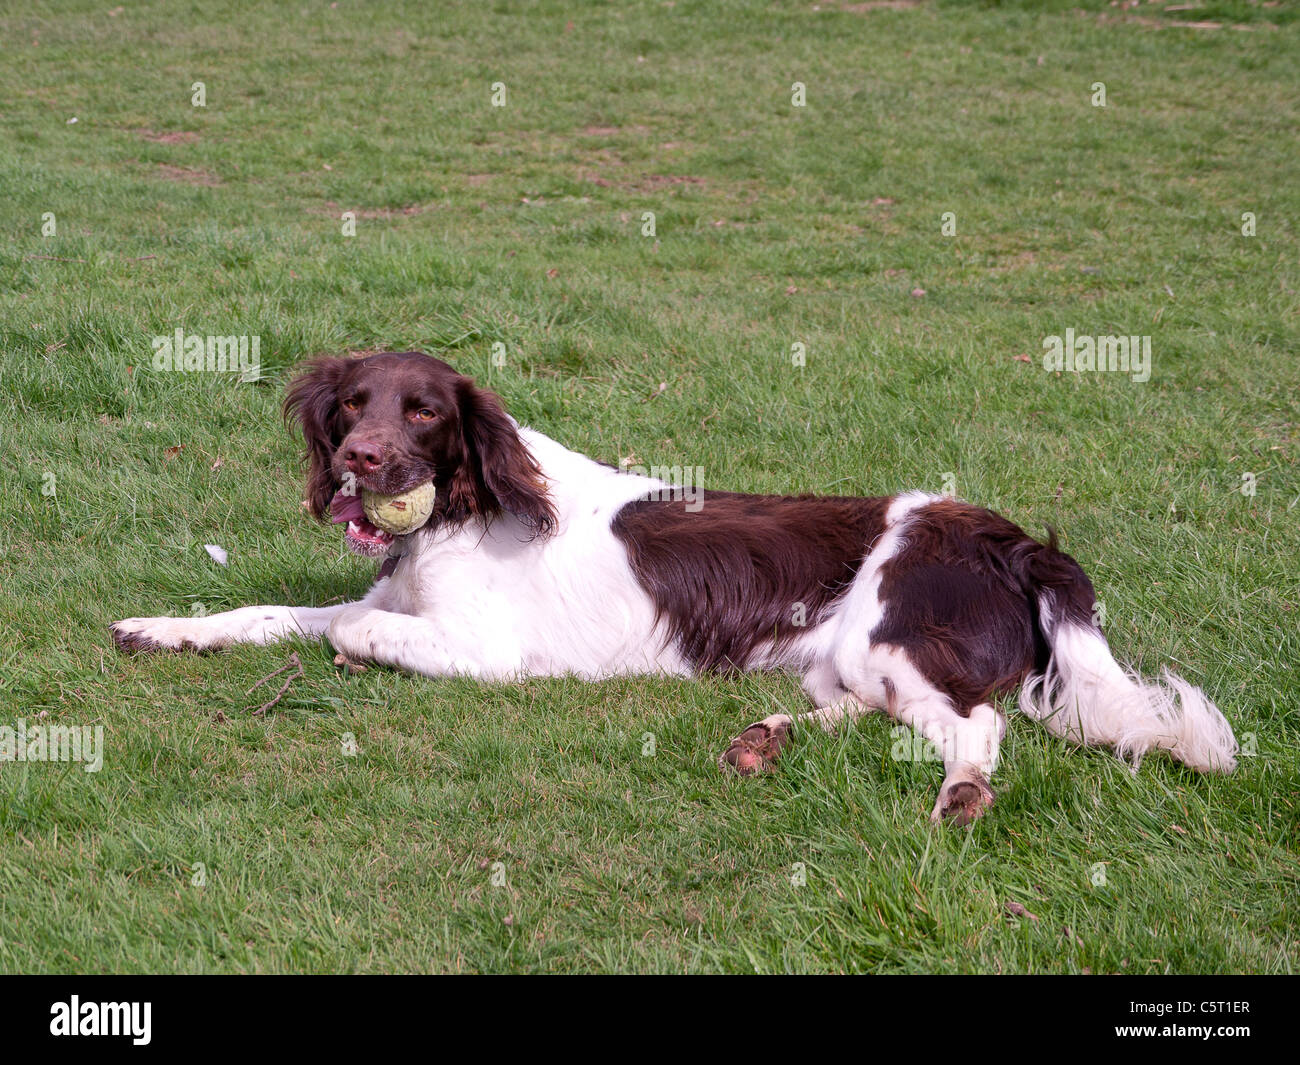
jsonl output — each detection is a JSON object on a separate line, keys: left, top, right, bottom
{"left": 0, "top": 0, "right": 1296, "bottom": 973}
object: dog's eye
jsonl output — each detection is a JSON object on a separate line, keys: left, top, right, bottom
{"left": 341, "top": 397, "right": 361, "bottom": 412}
{"left": 415, "top": 409, "right": 437, "bottom": 422}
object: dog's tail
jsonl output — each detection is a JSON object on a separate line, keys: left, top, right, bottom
{"left": 1013, "top": 537, "right": 1237, "bottom": 773}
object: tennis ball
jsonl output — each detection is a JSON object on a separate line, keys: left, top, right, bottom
{"left": 361, "top": 482, "right": 436, "bottom": 535}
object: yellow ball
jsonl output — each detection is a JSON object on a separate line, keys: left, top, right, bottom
{"left": 361, "top": 482, "right": 436, "bottom": 535}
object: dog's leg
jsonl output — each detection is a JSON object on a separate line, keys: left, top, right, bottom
{"left": 718, "top": 693, "right": 875, "bottom": 775}
{"left": 918, "top": 701, "right": 1003, "bottom": 827}
{"left": 859, "top": 648, "right": 1002, "bottom": 826}
{"left": 898, "top": 698, "right": 1002, "bottom": 827}
{"left": 719, "top": 646, "right": 1003, "bottom": 825}
{"left": 325, "top": 605, "right": 522, "bottom": 679}
{"left": 824, "top": 640, "right": 1003, "bottom": 825}
{"left": 111, "top": 604, "right": 352, "bottom": 653}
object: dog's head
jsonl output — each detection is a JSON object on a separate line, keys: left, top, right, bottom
{"left": 284, "top": 351, "right": 555, "bottom": 553}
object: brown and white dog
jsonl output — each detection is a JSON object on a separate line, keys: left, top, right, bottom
{"left": 112, "top": 351, "right": 1238, "bottom": 824}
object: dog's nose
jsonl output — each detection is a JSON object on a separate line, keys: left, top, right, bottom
{"left": 343, "top": 440, "right": 385, "bottom": 473}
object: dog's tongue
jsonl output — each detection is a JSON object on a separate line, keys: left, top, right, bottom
{"left": 329, "top": 488, "right": 366, "bottom": 526}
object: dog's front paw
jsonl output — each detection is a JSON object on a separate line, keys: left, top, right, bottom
{"left": 325, "top": 606, "right": 374, "bottom": 665}
{"left": 111, "top": 617, "right": 206, "bottom": 653}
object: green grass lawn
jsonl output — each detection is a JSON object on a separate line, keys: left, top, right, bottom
{"left": 0, "top": 0, "right": 1296, "bottom": 973}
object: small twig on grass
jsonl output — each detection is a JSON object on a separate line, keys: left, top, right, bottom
{"left": 333, "top": 651, "right": 367, "bottom": 675}
{"left": 246, "top": 652, "right": 304, "bottom": 716}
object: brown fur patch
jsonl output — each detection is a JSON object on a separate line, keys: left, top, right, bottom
{"left": 613, "top": 492, "right": 889, "bottom": 672}
{"left": 872, "top": 500, "right": 1096, "bottom": 712}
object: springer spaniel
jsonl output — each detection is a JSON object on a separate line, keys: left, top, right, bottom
{"left": 112, "top": 351, "right": 1238, "bottom": 824}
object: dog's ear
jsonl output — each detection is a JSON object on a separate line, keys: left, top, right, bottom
{"left": 284, "top": 357, "right": 350, "bottom": 519}
{"left": 449, "top": 381, "right": 556, "bottom": 537}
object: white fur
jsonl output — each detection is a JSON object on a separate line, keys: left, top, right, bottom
{"left": 826, "top": 491, "right": 941, "bottom": 694}
{"left": 1018, "top": 616, "right": 1237, "bottom": 773}
{"left": 114, "top": 430, "right": 689, "bottom": 680}
{"left": 754, "top": 491, "right": 938, "bottom": 707}
{"left": 333, "top": 429, "right": 690, "bottom": 679}
{"left": 110, "top": 604, "right": 348, "bottom": 650}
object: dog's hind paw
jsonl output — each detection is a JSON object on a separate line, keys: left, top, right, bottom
{"left": 931, "top": 768, "right": 996, "bottom": 827}
{"left": 719, "top": 715, "right": 794, "bottom": 775}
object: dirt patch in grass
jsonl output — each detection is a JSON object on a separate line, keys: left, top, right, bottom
{"left": 839, "top": 1, "right": 924, "bottom": 12}
{"left": 156, "top": 163, "right": 221, "bottom": 185}
{"left": 1086, "top": 8, "right": 1277, "bottom": 32}
{"left": 579, "top": 124, "right": 651, "bottom": 137}
{"left": 639, "top": 174, "right": 706, "bottom": 190}
{"left": 585, "top": 171, "right": 706, "bottom": 192}
{"left": 135, "top": 128, "right": 199, "bottom": 144}
{"left": 986, "top": 249, "right": 1042, "bottom": 275}
{"left": 319, "top": 200, "right": 437, "bottom": 219}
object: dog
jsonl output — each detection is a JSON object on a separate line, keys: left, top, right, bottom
{"left": 111, "top": 351, "right": 1238, "bottom": 824}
